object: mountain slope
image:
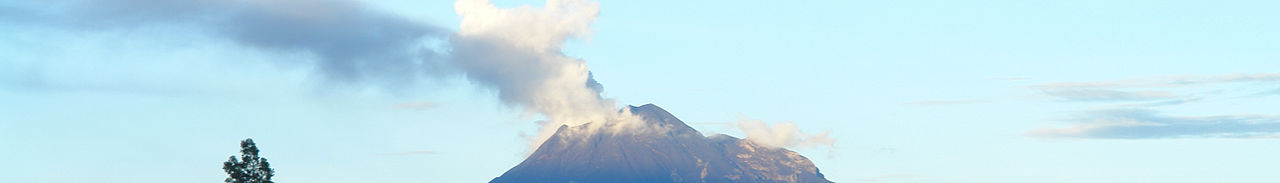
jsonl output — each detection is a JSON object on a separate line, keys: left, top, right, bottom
{"left": 490, "top": 104, "right": 833, "bottom": 183}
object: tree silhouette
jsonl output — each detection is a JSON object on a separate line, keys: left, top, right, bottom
{"left": 223, "top": 138, "right": 274, "bottom": 183}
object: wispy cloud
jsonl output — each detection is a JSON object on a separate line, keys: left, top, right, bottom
{"left": 1115, "top": 97, "right": 1204, "bottom": 108}
{"left": 1040, "top": 89, "right": 1177, "bottom": 102}
{"left": 905, "top": 99, "right": 985, "bottom": 106}
{"left": 394, "top": 101, "right": 437, "bottom": 110}
{"left": 1027, "top": 109, "right": 1280, "bottom": 139}
{"left": 1029, "top": 73, "right": 1280, "bottom": 103}
{"left": 1025, "top": 73, "right": 1280, "bottom": 139}
{"left": 988, "top": 77, "right": 1032, "bottom": 81}
{"left": 1253, "top": 87, "right": 1280, "bottom": 97}
{"left": 1031, "top": 73, "right": 1280, "bottom": 102}
{"left": 1031, "top": 73, "right": 1280, "bottom": 89}
{"left": 380, "top": 150, "right": 440, "bottom": 156}
{"left": 856, "top": 174, "right": 937, "bottom": 183}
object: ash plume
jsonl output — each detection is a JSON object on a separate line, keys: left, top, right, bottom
{"left": 451, "top": 0, "right": 642, "bottom": 150}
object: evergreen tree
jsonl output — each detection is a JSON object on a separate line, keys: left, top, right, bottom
{"left": 223, "top": 138, "right": 274, "bottom": 183}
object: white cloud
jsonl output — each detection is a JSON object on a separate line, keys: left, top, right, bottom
{"left": 735, "top": 118, "right": 836, "bottom": 149}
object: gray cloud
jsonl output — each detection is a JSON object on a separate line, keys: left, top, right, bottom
{"left": 4, "top": 0, "right": 451, "bottom": 88}
{"left": 1027, "top": 109, "right": 1280, "bottom": 139}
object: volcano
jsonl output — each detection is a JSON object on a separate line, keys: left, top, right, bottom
{"left": 490, "top": 104, "right": 833, "bottom": 183}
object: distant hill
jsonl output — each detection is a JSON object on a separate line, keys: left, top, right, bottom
{"left": 490, "top": 104, "right": 833, "bottom": 183}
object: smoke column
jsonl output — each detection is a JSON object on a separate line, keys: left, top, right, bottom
{"left": 3, "top": 0, "right": 831, "bottom": 151}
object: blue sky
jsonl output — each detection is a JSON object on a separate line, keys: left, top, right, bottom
{"left": 3, "top": 0, "right": 1280, "bottom": 182}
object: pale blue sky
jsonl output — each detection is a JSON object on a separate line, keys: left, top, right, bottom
{"left": 3, "top": 0, "right": 1280, "bottom": 183}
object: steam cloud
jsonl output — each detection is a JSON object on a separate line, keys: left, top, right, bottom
{"left": 736, "top": 119, "right": 836, "bottom": 149}
{"left": 4, "top": 0, "right": 638, "bottom": 147}
{"left": 5, "top": 0, "right": 828, "bottom": 151}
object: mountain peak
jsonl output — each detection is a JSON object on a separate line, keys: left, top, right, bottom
{"left": 627, "top": 103, "right": 673, "bottom": 120}
{"left": 626, "top": 103, "right": 699, "bottom": 136}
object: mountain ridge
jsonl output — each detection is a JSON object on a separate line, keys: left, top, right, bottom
{"left": 490, "top": 104, "right": 833, "bottom": 183}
